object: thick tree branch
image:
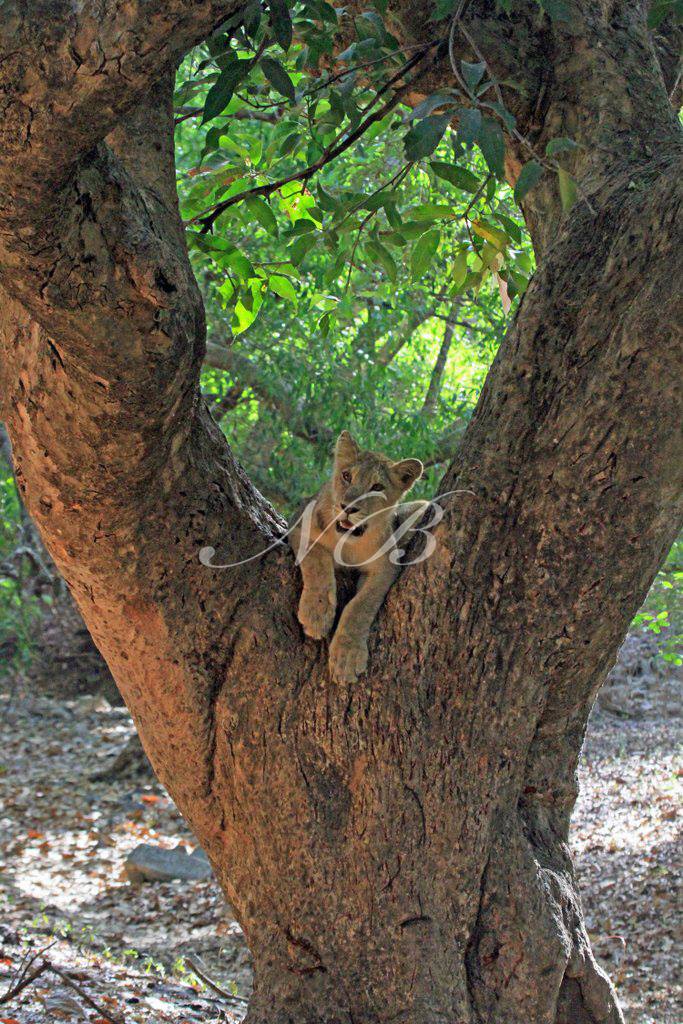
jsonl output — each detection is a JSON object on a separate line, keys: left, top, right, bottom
{"left": 0, "top": 75, "right": 284, "bottom": 856}
{"left": 0, "top": 0, "right": 245, "bottom": 206}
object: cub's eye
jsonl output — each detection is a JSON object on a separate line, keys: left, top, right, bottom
{"left": 341, "top": 470, "right": 352, "bottom": 483}
{"left": 370, "top": 482, "right": 384, "bottom": 492}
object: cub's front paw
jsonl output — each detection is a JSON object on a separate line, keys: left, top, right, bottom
{"left": 298, "top": 586, "right": 336, "bottom": 639}
{"left": 329, "top": 631, "right": 368, "bottom": 683}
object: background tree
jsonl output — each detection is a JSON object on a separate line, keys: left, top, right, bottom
{"left": 0, "top": 2, "right": 681, "bottom": 1023}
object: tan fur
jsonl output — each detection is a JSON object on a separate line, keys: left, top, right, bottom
{"left": 289, "top": 431, "right": 427, "bottom": 683}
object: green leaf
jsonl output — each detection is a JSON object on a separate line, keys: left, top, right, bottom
{"left": 316, "top": 184, "right": 339, "bottom": 212}
{"left": 495, "top": 212, "right": 523, "bottom": 244}
{"left": 461, "top": 60, "right": 486, "bottom": 91}
{"left": 318, "top": 310, "right": 332, "bottom": 337}
{"left": 486, "top": 101, "right": 516, "bottom": 131}
{"left": 245, "top": 196, "right": 278, "bottom": 235}
{"left": 410, "top": 228, "right": 441, "bottom": 280}
{"left": 323, "top": 251, "right": 347, "bottom": 283}
{"left": 337, "top": 37, "right": 378, "bottom": 62}
{"left": 261, "top": 57, "right": 296, "bottom": 102}
{"left": 557, "top": 168, "right": 579, "bottom": 211}
{"left": 452, "top": 269, "right": 483, "bottom": 296}
{"left": 357, "top": 10, "right": 387, "bottom": 42}
{"left": 400, "top": 221, "right": 436, "bottom": 239}
{"left": 289, "top": 218, "right": 317, "bottom": 236}
{"left": 202, "top": 61, "right": 248, "bottom": 124}
{"left": 304, "top": 0, "right": 338, "bottom": 23}
{"left": 268, "top": 0, "right": 293, "bottom": 50}
{"left": 411, "top": 93, "right": 459, "bottom": 121}
{"left": 279, "top": 131, "right": 301, "bottom": 156}
{"left": 310, "top": 292, "right": 340, "bottom": 312}
{"left": 404, "top": 113, "right": 451, "bottom": 161}
{"left": 216, "top": 176, "right": 251, "bottom": 202}
{"left": 384, "top": 203, "right": 402, "bottom": 230}
{"left": 241, "top": 0, "right": 263, "bottom": 37}
{"left": 360, "top": 191, "right": 400, "bottom": 212}
{"left": 232, "top": 298, "right": 259, "bottom": 335}
{"left": 411, "top": 203, "right": 454, "bottom": 221}
{"left": 269, "top": 274, "right": 298, "bottom": 304}
{"left": 546, "top": 136, "right": 579, "bottom": 157}
{"left": 452, "top": 250, "right": 468, "bottom": 286}
{"left": 478, "top": 116, "right": 505, "bottom": 178}
{"left": 470, "top": 219, "right": 509, "bottom": 249}
{"left": 514, "top": 160, "right": 544, "bottom": 203}
{"left": 286, "top": 233, "right": 313, "bottom": 264}
{"left": 383, "top": 230, "right": 408, "bottom": 247}
{"left": 365, "top": 239, "right": 398, "bottom": 282}
{"left": 225, "top": 250, "right": 256, "bottom": 280}
{"left": 430, "top": 160, "right": 480, "bottom": 194}
{"left": 457, "top": 107, "right": 482, "bottom": 146}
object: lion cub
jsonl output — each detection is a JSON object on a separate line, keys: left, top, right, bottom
{"left": 290, "top": 431, "right": 426, "bottom": 683}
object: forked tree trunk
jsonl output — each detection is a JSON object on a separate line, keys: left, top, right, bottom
{"left": 0, "top": 2, "right": 681, "bottom": 1022}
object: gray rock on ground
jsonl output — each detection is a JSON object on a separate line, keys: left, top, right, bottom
{"left": 124, "top": 843, "right": 213, "bottom": 884}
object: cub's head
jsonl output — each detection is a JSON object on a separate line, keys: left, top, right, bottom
{"left": 332, "top": 430, "right": 423, "bottom": 532}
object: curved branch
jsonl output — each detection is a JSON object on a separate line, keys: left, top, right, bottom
{"left": 0, "top": 75, "right": 285, "bottom": 855}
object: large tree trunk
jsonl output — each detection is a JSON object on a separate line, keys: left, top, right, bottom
{"left": 0, "top": 2, "right": 681, "bottom": 1021}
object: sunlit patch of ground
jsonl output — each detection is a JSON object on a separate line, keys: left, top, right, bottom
{"left": 574, "top": 668, "right": 681, "bottom": 1024}
{"left": 0, "top": 691, "right": 250, "bottom": 1023}
{"left": 0, "top": 639, "right": 680, "bottom": 1022}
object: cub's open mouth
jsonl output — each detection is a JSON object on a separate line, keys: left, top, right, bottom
{"left": 336, "top": 519, "right": 367, "bottom": 537}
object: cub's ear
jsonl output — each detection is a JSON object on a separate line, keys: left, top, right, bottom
{"left": 391, "top": 458, "right": 423, "bottom": 491}
{"left": 335, "top": 430, "right": 360, "bottom": 465}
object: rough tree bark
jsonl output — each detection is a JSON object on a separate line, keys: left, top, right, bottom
{"left": 0, "top": 2, "right": 681, "bottom": 1022}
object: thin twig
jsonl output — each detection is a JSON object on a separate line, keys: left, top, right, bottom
{"left": 0, "top": 940, "right": 57, "bottom": 1003}
{"left": 335, "top": 160, "right": 413, "bottom": 232}
{"left": 343, "top": 162, "right": 413, "bottom": 292}
{"left": 464, "top": 171, "right": 492, "bottom": 219}
{"left": 448, "top": 13, "right": 473, "bottom": 100}
{"left": 0, "top": 951, "right": 125, "bottom": 1024}
{"left": 193, "top": 42, "right": 439, "bottom": 232}
{"left": 175, "top": 106, "right": 280, "bottom": 125}
{"left": 185, "top": 955, "right": 249, "bottom": 1006}
{"left": 0, "top": 961, "right": 49, "bottom": 1004}
{"left": 345, "top": 208, "right": 378, "bottom": 292}
{"left": 47, "top": 962, "right": 126, "bottom": 1024}
{"left": 301, "top": 47, "right": 426, "bottom": 97}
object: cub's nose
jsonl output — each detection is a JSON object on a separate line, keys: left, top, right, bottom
{"left": 342, "top": 503, "right": 359, "bottom": 514}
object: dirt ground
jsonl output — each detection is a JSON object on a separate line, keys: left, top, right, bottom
{"left": 0, "top": 632, "right": 680, "bottom": 1024}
